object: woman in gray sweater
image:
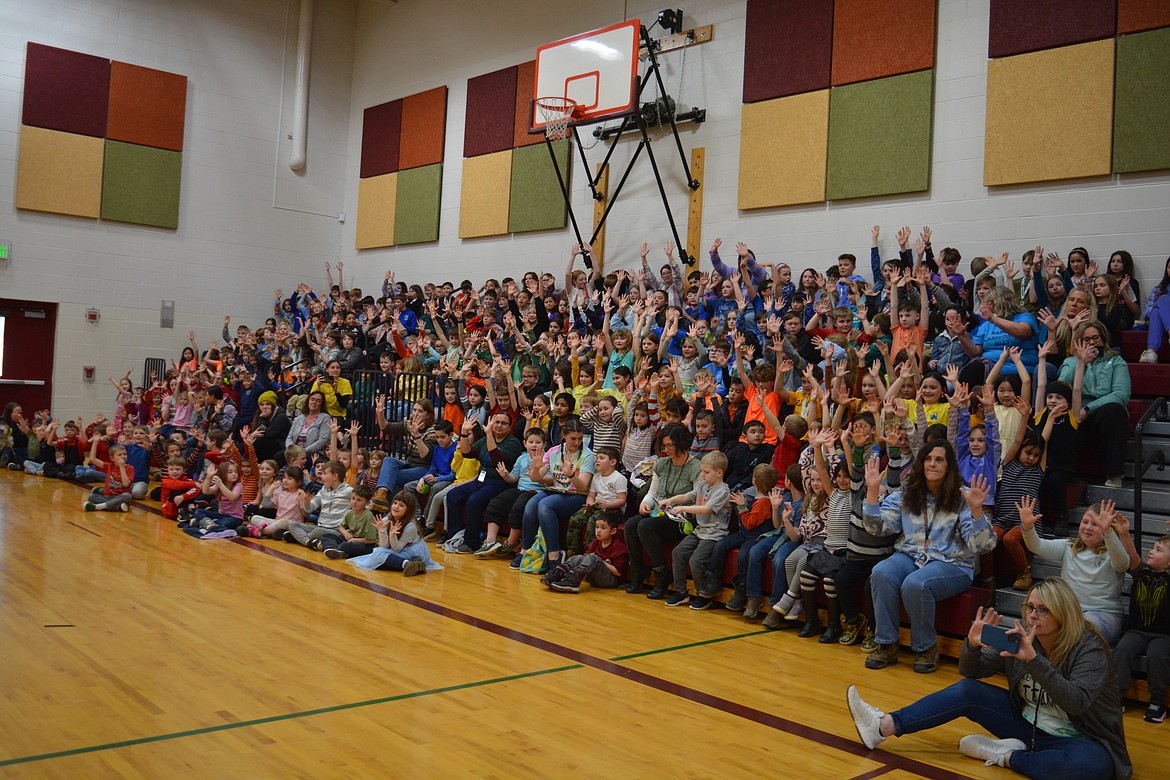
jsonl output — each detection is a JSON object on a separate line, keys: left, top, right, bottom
{"left": 847, "top": 577, "right": 1131, "bottom": 779}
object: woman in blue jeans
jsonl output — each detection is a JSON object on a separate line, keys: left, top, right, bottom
{"left": 860, "top": 441, "right": 996, "bottom": 673}
{"left": 520, "top": 420, "right": 594, "bottom": 573}
{"left": 848, "top": 577, "right": 1131, "bottom": 779}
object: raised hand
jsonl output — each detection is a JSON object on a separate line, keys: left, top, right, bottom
{"left": 871, "top": 225, "right": 880, "bottom": 242}
{"left": 768, "top": 486, "right": 785, "bottom": 509}
{"left": 1014, "top": 495, "right": 1040, "bottom": 531}
{"left": 896, "top": 226, "right": 911, "bottom": 249}
{"left": 963, "top": 473, "right": 991, "bottom": 510}
{"left": 865, "top": 452, "right": 884, "bottom": 491}
{"left": 665, "top": 240, "right": 676, "bottom": 257}
{"left": 735, "top": 241, "right": 749, "bottom": 258}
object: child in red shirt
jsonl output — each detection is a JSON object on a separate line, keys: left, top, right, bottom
{"left": 160, "top": 457, "right": 201, "bottom": 519}
{"left": 83, "top": 443, "right": 133, "bottom": 512}
{"left": 545, "top": 512, "right": 630, "bottom": 593}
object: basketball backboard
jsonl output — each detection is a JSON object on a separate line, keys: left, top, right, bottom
{"left": 533, "top": 19, "right": 640, "bottom": 130}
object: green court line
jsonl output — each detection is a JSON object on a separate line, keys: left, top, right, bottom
{"left": 0, "top": 665, "right": 581, "bottom": 768}
{"left": 609, "top": 629, "right": 770, "bottom": 661}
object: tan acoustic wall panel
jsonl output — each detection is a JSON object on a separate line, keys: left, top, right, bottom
{"left": 15, "top": 125, "right": 105, "bottom": 218}
{"left": 459, "top": 150, "right": 513, "bottom": 238}
{"left": 984, "top": 40, "right": 1115, "bottom": 186}
{"left": 355, "top": 172, "right": 398, "bottom": 249}
{"left": 738, "top": 90, "right": 829, "bottom": 209}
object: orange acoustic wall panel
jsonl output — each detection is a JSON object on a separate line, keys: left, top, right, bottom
{"left": 106, "top": 61, "right": 188, "bottom": 151}
{"left": 513, "top": 60, "right": 542, "bottom": 148}
{"left": 1118, "top": 0, "right": 1170, "bottom": 33}
{"left": 398, "top": 86, "right": 447, "bottom": 170}
{"left": 831, "top": 0, "right": 937, "bottom": 86}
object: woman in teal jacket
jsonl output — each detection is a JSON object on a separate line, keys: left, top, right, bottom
{"left": 1057, "top": 320, "right": 1131, "bottom": 488}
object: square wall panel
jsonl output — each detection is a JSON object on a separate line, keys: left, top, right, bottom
{"left": 509, "top": 141, "right": 570, "bottom": 233}
{"left": 107, "top": 61, "right": 188, "bottom": 151}
{"left": 15, "top": 126, "right": 104, "bottom": 218}
{"left": 1114, "top": 28, "right": 1170, "bottom": 173}
{"left": 101, "top": 141, "right": 182, "bottom": 228}
{"left": 738, "top": 91, "right": 829, "bottom": 208}
{"left": 465, "top": 66, "right": 518, "bottom": 158}
{"left": 984, "top": 40, "right": 1115, "bottom": 185}
{"left": 394, "top": 164, "right": 443, "bottom": 245}
{"left": 460, "top": 150, "right": 513, "bottom": 238}
{"left": 360, "top": 99, "right": 402, "bottom": 178}
{"left": 743, "top": 0, "right": 834, "bottom": 102}
{"left": 399, "top": 87, "right": 448, "bottom": 170}
{"left": 356, "top": 173, "right": 397, "bottom": 249}
{"left": 826, "top": 70, "right": 934, "bottom": 200}
{"left": 989, "top": 0, "right": 1116, "bottom": 58}
{"left": 1119, "top": 0, "right": 1170, "bottom": 33}
{"left": 513, "top": 60, "right": 542, "bottom": 148}
{"left": 831, "top": 0, "right": 936, "bottom": 86}
{"left": 22, "top": 42, "right": 109, "bottom": 138}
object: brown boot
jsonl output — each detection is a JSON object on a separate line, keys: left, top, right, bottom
{"left": 864, "top": 643, "right": 900, "bottom": 669}
{"left": 742, "top": 596, "right": 763, "bottom": 620}
{"left": 913, "top": 645, "right": 939, "bottom": 674}
{"left": 371, "top": 487, "right": 391, "bottom": 515}
{"left": 423, "top": 520, "right": 444, "bottom": 542}
{"left": 1012, "top": 566, "right": 1033, "bottom": 591}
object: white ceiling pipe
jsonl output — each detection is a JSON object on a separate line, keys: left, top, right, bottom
{"left": 288, "top": 0, "right": 313, "bottom": 171}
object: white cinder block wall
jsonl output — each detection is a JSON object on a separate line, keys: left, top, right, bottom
{"left": 340, "top": 0, "right": 1170, "bottom": 303}
{"left": 0, "top": 0, "right": 357, "bottom": 421}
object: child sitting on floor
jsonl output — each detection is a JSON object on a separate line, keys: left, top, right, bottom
{"left": 545, "top": 511, "right": 630, "bottom": 593}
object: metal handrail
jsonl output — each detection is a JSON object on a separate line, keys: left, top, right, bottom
{"left": 1133, "top": 396, "right": 1168, "bottom": 542}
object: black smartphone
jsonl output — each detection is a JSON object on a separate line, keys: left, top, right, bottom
{"left": 981, "top": 623, "right": 1021, "bottom": 654}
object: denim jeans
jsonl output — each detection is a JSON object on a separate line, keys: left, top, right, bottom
{"left": 892, "top": 678, "right": 1113, "bottom": 780}
{"left": 74, "top": 465, "right": 106, "bottom": 482}
{"left": 1147, "top": 293, "right": 1170, "bottom": 351}
{"left": 746, "top": 535, "right": 799, "bottom": 601}
{"left": 376, "top": 457, "right": 427, "bottom": 494}
{"left": 443, "top": 479, "right": 512, "bottom": 546}
{"left": 522, "top": 491, "right": 586, "bottom": 554}
{"left": 870, "top": 552, "right": 972, "bottom": 651}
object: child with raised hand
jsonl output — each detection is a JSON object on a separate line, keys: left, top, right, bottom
{"left": 257, "top": 465, "right": 308, "bottom": 539}
{"left": 1032, "top": 343, "right": 1079, "bottom": 531}
{"left": 658, "top": 450, "right": 732, "bottom": 609}
{"left": 984, "top": 346, "right": 1032, "bottom": 465}
{"left": 986, "top": 397, "right": 1045, "bottom": 590}
{"left": 1114, "top": 534, "right": 1170, "bottom": 723}
{"left": 191, "top": 461, "right": 245, "bottom": 534}
{"left": 82, "top": 442, "right": 134, "bottom": 512}
{"left": 1019, "top": 496, "right": 1140, "bottom": 644}
{"left": 546, "top": 511, "right": 630, "bottom": 593}
{"left": 370, "top": 491, "right": 427, "bottom": 576}
{"left": 954, "top": 382, "right": 1001, "bottom": 515}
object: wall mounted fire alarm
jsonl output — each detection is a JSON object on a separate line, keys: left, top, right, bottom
{"left": 85, "top": 308, "right": 100, "bottom": 323}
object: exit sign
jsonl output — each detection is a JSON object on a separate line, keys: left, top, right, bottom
{"left": 0, "top": 241, "right": 9, "bottom": 262}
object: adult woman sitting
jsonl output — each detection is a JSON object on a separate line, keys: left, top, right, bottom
{"left": 442, "top": 413, "right": 522, "bottom": 545}
{"left": 847, "top": 577, "right": 1130, "bottom": 779}
{"left": 625, "top": 423, "right": 701, "bottom": 598}
{"left": 311, "top": 359, "right": 353, "bottom": 421}
{"left": 371, "top": 396, "right": 437, "bottom": 511}
{"left": 861, "top": 443, "right": 996, "bottom": 673}
{"left": 521, "top": 419, "right": 595, "bottom": 571}
{"left": 285, "top": 390, "right": 331, "bottom": 463}
{"left": 1058, "top": 321, "right": 1131, "bottom": 488}
{"left": 252, "top": 391, "right": 290, "bottom": 464}
{"left": 959, "top": 286, "right": 1040, "bottom": 386}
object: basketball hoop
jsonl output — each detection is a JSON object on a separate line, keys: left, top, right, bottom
{"left": 536, "top": 96, "right": 579, "bottom": 141}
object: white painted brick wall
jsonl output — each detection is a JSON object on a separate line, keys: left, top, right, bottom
{"left": 339, "top": 0, "right": 1170, "bottom": 302}
{"left": 0, "top": 0, "right": 358, "bottom": 419}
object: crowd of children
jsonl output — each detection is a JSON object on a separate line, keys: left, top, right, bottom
{"left": 2, "top": 235, "right": 1168, "bottom": 724}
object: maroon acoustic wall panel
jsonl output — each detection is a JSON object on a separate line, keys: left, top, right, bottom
{"left": 360, "top": 99, "right": 402, "bottom": 178}
{"left": 464, "top": 66, "right": 518, "bottom": 158}
{"left": 22, "top": 42, "right": 110, "bottom": 138}
{"left": 743, "top": 0, "right": 834, "bottom": 103}
{"left": 989, "top": 0, "right": 1117, "bottom": 58}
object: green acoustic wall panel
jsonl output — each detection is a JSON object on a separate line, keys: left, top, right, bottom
{"left": 508, "top": 141, "right": 571, "bottom": 233}
{"left": 394, "top": 163, "right": 442, "bottom": 245}
{"left": 101, "top": 140, "right": 182, "bottom": 228}
{"left": 826, "top": 70, "right": 934, "bottom": 201}
{"left": 1113, "top": 27, "right": 1170, "bottom": 173}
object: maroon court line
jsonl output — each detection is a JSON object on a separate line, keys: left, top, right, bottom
{"left": 849, "top": 767, "right": 897, "bottom": 780}
{"left": 235, "top": 537, "right": 974, "bottom": 780}
{"left": 52, "top": 479, "right": 972, "bottom": 780}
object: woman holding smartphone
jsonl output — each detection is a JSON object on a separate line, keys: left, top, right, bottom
{"left": 847, "top": 577, "right": 1131, "bottom": 779}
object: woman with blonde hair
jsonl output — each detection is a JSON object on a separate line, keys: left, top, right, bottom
{"left": 848, "top": 576, "right": 1131, "bottom": 779}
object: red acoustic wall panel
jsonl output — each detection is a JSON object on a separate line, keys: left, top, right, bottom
{"left": 22, "top": 42, "right": 110, "bottom": 138}
{"left": 989, "top": 0, "right": 1117, "bottom": 58}
{"left": 464, "top": 66, "right": 518, "bottom": 158}
{"left": 743, "top": 0, "right": 834, "bottom": 103}
{"left": 360, "top": 99, "right": 402, "bottom": 178}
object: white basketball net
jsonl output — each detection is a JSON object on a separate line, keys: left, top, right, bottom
{"left": 536, "top": 97, "right": 577, "bottom": 141}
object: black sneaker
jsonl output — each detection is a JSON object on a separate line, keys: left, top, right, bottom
{"left": 1144, "top": 704, "right": 1167, "bottom": 723}
{"left": 689, "top": 596, "right": 713, "bottom": 611}
{"left": 324, "top": 547, "right": 346, "bottom": 560}
{"left": 551, "top": 572, "right": 581, "bottom": 593}
{"left": 665, "top": 592, "right": 691, "bottom": 607}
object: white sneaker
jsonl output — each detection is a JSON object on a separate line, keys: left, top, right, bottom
{"left": 1105, "top": 476, "right": 1123, "bottom": 489}
{"left": 958, "top": 734, "right": 1027, "bottom": 767}
{"left": 1139, "top": 349, "right": 1159, "bottom": 364}
{"left": 846, "top": 686, "right": 887, "bottom": 749}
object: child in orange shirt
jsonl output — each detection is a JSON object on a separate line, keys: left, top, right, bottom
{"left": 700, "top": 464, "right": 781, "bottom": 608}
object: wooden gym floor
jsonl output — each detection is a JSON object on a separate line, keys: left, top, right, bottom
{"left": 0, "top": 473, "right": 1163, "bottom": 779}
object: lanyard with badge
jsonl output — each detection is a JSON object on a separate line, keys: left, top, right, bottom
{"left": 915, "top": 500, "right": 934, "bottom": 568}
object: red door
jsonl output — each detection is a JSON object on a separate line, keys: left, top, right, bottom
{"left": 0, "top": 299, "right": 57, "bottom": 416}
